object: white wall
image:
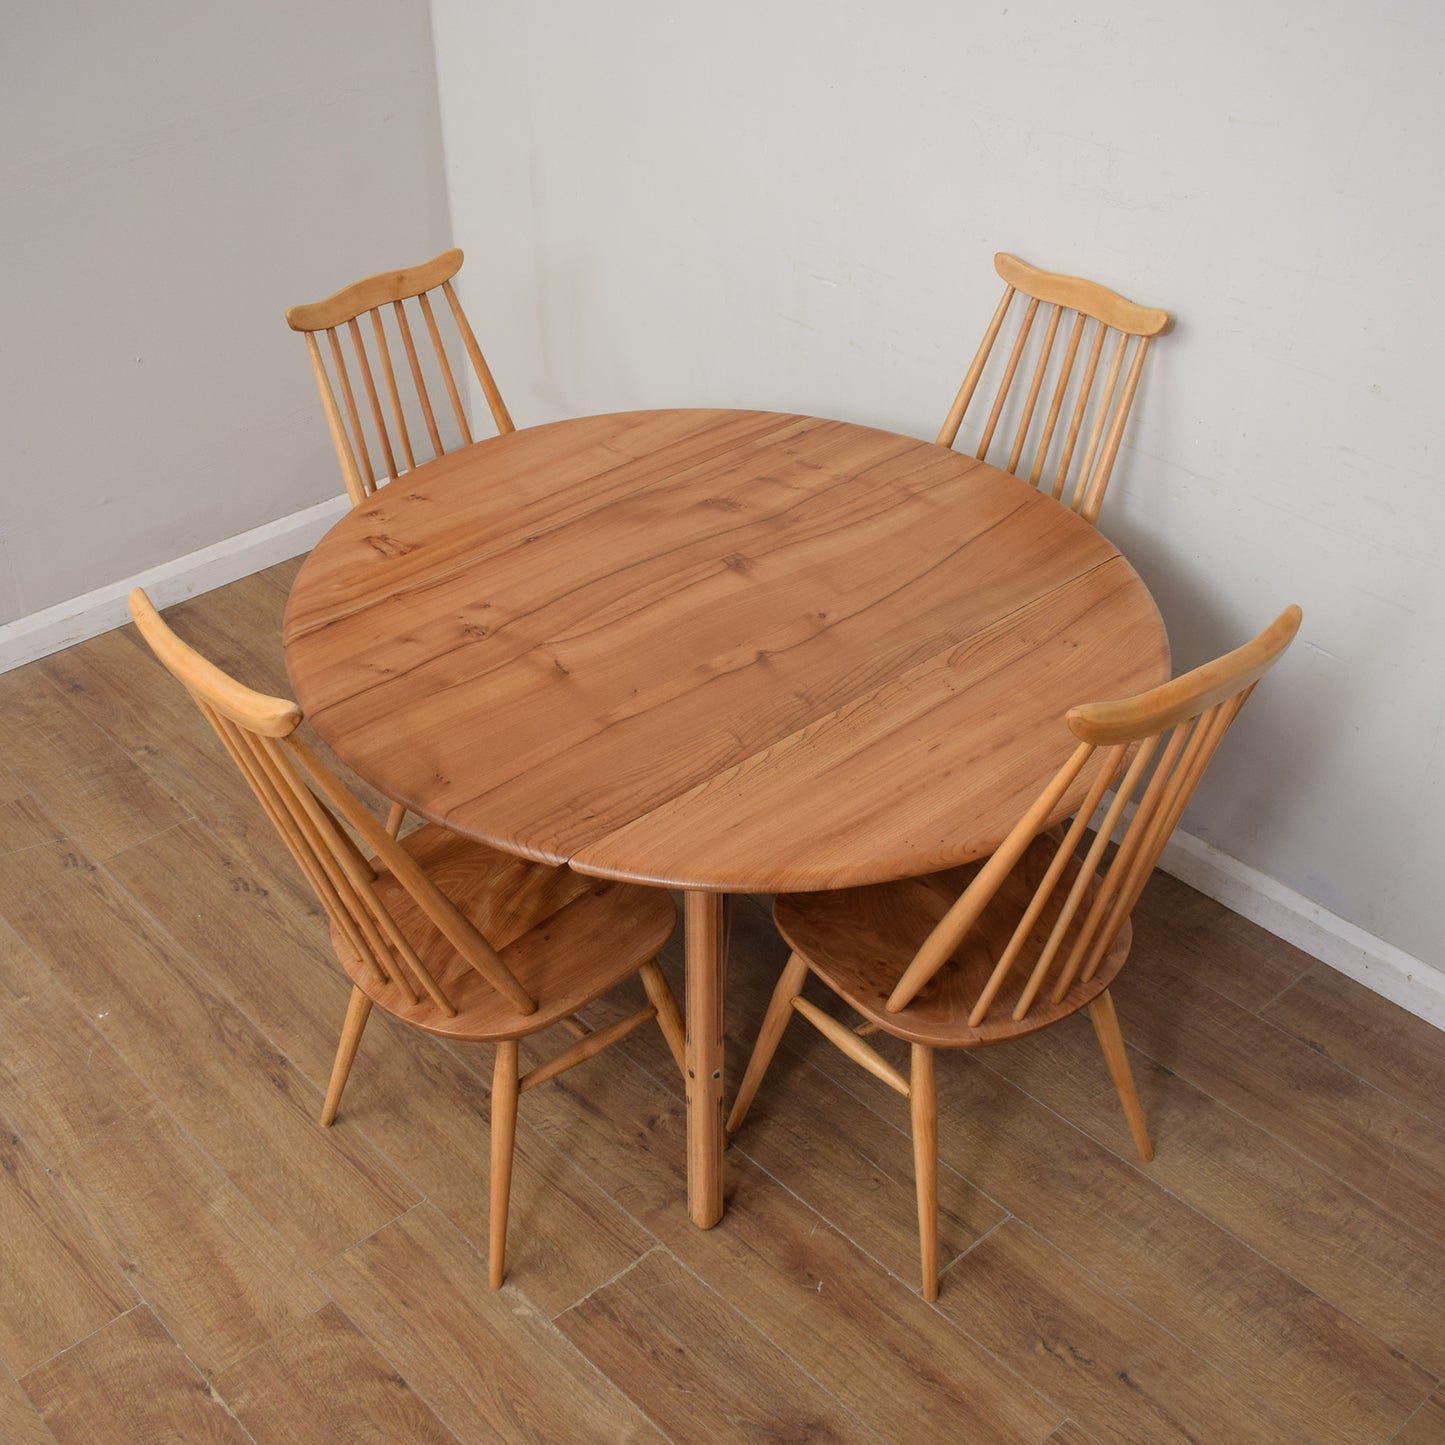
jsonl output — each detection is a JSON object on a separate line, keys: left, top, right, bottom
{"left": 431, "top": 0, "right": 1445, "bottom": 974}
{"left": 0, "top": 1, "right": 450, "bottom": 622}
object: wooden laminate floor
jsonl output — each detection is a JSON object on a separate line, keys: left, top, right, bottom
{"left": 1, "top": 563, "right": 1442, "bottom": 1443}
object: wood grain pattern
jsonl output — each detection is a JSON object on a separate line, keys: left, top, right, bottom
{"left": 556, "top": 1248, "right": 872, "bottom": 1445}
{"left": 1110, "top": 947, "right": 1445, "bottom": 1250}
{"left": 104, "top": 818, "right": 360, "bottom": 1081}
{"left": 21, "top": 1307, "right": 251, "bottom": 1444}
{"left": 938, "top": 1216, "right": 1346, "bottom": 1444}
{"left": 0, "top": 836, "right": 417, "bottom": 1271}
{"left": 1393, "top": 1389, "right": 1445, "bottom": 1445}
{"left": 1261, "top": 965, "right": 1445, "bottom": 1127}
{"left": 53, "top": 1104, "right": 327, "bottom": 1376}
{"left": 321, "top": 1205, "right": 667, "bottom": 1444}
{"left": 1041, "top": 1426, "right": 1098, "bottom": 1445}
{"left": 0, "top": 1364, "right": 54, "bottom": 1445}
{"left": 38, "top": 628, "right": 278, "bottom": 842}
{"left": 924, "top": 1052, "right": 1434, "bottom": 1443}
{"left": 0, "top": 1129, "right": 132, "bottom": 1376}
{"left": 0, "top": 795, "right": 66, "bottom": 857}
{"left": 284, "top": 409, "right": 1168, "bottom": 891}
{"left": 0, "top": 665, "right": 189, "bottom": 861}
{"left": 642, "top": 1140, "right": 1061, "bottom": 1442}
{"left": 214, "top": 1302, "right": 461, "bottom": 1444}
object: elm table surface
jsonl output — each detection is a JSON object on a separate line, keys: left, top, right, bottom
{"left": 283, "top": 408, "right": 1170, "bottom": 1227}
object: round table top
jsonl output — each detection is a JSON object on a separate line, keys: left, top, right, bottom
{"left": 284, "top": 408, "right": 1169, "bottom": 893}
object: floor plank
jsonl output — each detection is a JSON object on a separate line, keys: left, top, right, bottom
{"left": 21, "top": 1307, "right": 251, "bottom": 1444}
{"left": 0, "top": 1126, "right": 133, "bottom": 1377}
{"left": 936, "top": 1218, "right": 1319, "bottom": 1444}
{"left": 557, "top": 1247, "right": 878, "bottom": 1445}
{"left": 1128, "top": 870, "right": 1315, "bottom": 1013}
{"left": 1261, "top": 964, "right": 1445, "bottom": 1127}
{"left": 978, "top": 1002, "right": 1445, "bottom": 1376}
{"left": 1393, "top": 1387, "right": 1445, "bottom": 1445}
{"left": 924, "top": 1049, "right": 1435, "bottom": 1443}
{"left": 0, "top": 1363, "right": 55, "bottom": 1445}
{"left": 0, "top": 836, "right": 417, "bottom": 1271}
{"left": 213, "top": 1301, "right": 461, "bottom": 1444}
{"left": 320, "top": 1204, "right": 668, "bottom": 1444}
{"left": 526, "top": 1052, "right": 1061, "bottom": 1443}
{"left": 1111, "top": 947, "right": 1445, "bottom": 1249}
{"left": 325, "top": 1011, "right": 661, "bottom": 1319}
{"left": 0, "top": 664, "right": 190, "bottom": 862}
{"left": 49, "top": 1101, "right": 327, "bottom": 1377}
{"left": 36, "top": 624, "right": 269, "bottom": 842}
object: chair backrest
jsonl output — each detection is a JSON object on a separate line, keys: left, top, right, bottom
{"left": 936, "top": 253, "right": 1169, "bottom": 525}
{"left": 887, "top": 605, "right": 1302, "bottom": 1023}
{"left": 286, "top": 248, "right": 514, "bottom": 506}
{"left": 127, "top": 588, "right": 535, "bottom": 1019}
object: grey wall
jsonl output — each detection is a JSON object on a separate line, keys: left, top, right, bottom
{"left": 0, "top": 1, "right": 451, "bottom": 621}
{"left": 430, "top": 0, "right": 1445, "bottom": 973}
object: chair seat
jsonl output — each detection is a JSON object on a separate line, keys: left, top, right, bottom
{"left": 774, "top": 835, "right": 1131, "bottom": 1048}
{"left": 332, "top": 823, "right": 676, "bottom": 1040}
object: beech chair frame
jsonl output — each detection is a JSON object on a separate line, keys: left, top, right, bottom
{"left": 937, "top": 253, "right": 1169, "bottom": 525}
{"left": 129, "top": 588, "right": 682, "bottom": 1288}
{"left": 286, "top": 248, "right": 514, "bottom": 506}
{"left": 728, "top": 605, "right": 1301, "bottom": 1299}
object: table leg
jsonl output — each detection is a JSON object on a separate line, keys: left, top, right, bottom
{"left": 684, "top": 889, "right": 730, "bottom": 1228}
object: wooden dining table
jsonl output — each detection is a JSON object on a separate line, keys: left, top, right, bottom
{"left": 283, "top": 407, "right": 1170, "bottom": 1228}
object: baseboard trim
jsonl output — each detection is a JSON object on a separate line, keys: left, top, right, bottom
{"left": 1158, "top": 831, "right": 1444, "bottom": 1029}
{"left": 0, "top": 493, "right": 351, "bottom": 673}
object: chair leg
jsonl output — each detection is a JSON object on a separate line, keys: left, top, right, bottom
{"left": 639, "top": 960, "right": 687, "bottom": 1075}
{"left": 725, "top": 951, "right": 810, "bottom": 1134}
{"left": 489, "top": 1039, "right": 520, "bottom": 1289}
{"left": 1088, "top": 989, "right": 1154, "bottom": 1162}
{"left": 320, "top": 986, "right": 373, "bottom": 1127}
{"left": 910, "top": 1044, "right": 939, "bottom": 1301}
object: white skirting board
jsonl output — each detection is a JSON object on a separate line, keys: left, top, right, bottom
{"left": 1, "top": 495, "right": 1440, "bottom": 1031}
{"left": 0, "top": 493, "right": 351, "bottom": 674}
{"left": 1157, "top": 831, "right": 1444, "bottom": 1029}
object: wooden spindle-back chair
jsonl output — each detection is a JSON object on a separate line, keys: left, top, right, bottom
{"left": 128, "top": 588, "right": 681, "bottom": 1288}
{"left": 937, "top": 254, "right": 1170, "bottom": 526}
{"left": 728, "top": 605, "right": 1301, "bottom": 1299}
{"left": 286, "top": 248, "right": 514, "bottom": 506}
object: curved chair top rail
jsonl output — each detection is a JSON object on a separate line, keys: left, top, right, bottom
{"left": 993, "top": 253, "right": 1170, "bottom": 337}
{"left": 1068, "top": 604, "right": 1302, "bottom": 745}
{"left": 285, "top": 248, "right": 466, "bottom": 333}
{"left": 128, "top": 588, "right": 301, "bottom": 738}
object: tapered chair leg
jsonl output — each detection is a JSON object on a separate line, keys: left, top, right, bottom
{"left": 726, "top": 951, "right": 811, "bottom": 1134}
{"left": 640, "top": 960, "right": 687, "bottom": 1075}
{"left": 489, "top": 1039, "right": 521, "bottom": 1289}
{"left": 910, "top": 1043, "right": 939, "bottom": 1301}
{"left": 321, "top": 986, "right": 373, "bottom": 1127}
{"left": 1088, "top": 989, "right": 1153, "bottom": 1162}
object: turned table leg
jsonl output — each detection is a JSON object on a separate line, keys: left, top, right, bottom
{"left": 683, "top": 890, "right": 730, "bottom": 1227}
